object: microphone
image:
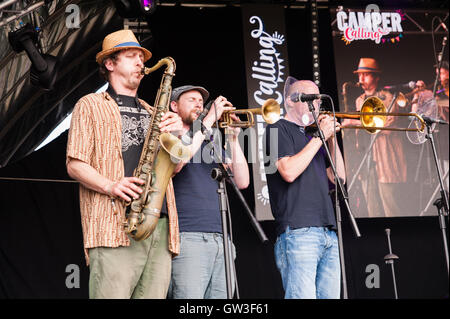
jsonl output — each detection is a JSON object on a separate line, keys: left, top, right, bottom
{"left": 422, "top": 115, "right": 448, "bottom": 125}
{"left": 383, "top": 81, "right": 416, "bottom": 92}
{"left": 196, "top": 100, "right": 213, "bottom": 123}
{"left": 290, "top": 92, "right": 324, "bottom": 102}
{"left": 186, "top": 100, "right": 214, "bottom": 139}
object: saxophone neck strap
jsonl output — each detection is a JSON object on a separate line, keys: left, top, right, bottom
{"left": 106, "top": 84, "right": 142, "bottom": 110}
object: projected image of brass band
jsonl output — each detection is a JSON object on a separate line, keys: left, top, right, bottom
{"left": 341, "top": 58, "right": 408, "bottom": 217}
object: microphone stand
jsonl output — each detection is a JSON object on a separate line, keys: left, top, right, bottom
{"left": 432, "top": 35, "right": 447, "bottom": 98}
{"left": 429, "top": 32, "right": 450, "bottom": 276}
{"left": 308, "top": 100, "right": 361, "bottom": 300}
{"left": 207, "top": 129, "right": 269, "bottom": 299}
{"left": 383, "top": 228, "right": 399, "bottom": 299}
{"left": 424, "top": 119, "right": 449, "bottom": 276}
{"left": 420, "top": 169, "right": 449, "bottom": 216}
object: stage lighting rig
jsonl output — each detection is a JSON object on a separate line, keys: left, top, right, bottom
{"left": 8, "top": 23, "right": 59, "bottom": 90}
{"left": 113, "top": 0, "right": 158, "bottom": 18}
{"left": 140, "top": 0, "right": 157, "bottom": 14}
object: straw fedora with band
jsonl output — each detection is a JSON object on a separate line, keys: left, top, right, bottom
{"left": 353, "top": 58, "right": 381, "bottom": 74}
{"left": 95, "top": 29, "right": 152, "bottom": 64}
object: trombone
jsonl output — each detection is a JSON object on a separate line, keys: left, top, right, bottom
{"left": 322, "top": 96, "right": 426, "bottom": 134}
{"left": 217, "top": 98, "right": 281, "bottom": 128}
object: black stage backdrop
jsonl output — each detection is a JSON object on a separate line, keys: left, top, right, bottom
{"left": 0, "top": 5, "right": 448, "bottom": 299}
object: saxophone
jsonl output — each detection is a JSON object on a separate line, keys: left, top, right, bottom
{"left": 124, "top": 57, "right": 190, "bottom": 241}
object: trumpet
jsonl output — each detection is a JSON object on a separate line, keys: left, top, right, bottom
{"left": 322, "top": 96, "right": 426, "bottom": 134}
{"left": 217, "top": 98, "right": 281, "bottom": 128}
{"left": 394, "top": 82, "right": 433, "bottom": 107}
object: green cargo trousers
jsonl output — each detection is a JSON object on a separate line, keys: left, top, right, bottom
{"left": 88, "top": 216, "right": 171, "bottom": 299}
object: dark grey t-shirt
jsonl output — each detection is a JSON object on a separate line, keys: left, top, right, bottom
{"left": 264, "top": 119, "right": 336, "bottom": 236}
{"left": 172, "top": 141, "right": 223, "bottom": 233}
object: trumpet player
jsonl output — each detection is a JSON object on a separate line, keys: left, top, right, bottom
{"left": 167, "top": 85, "right": 249, "bottom": 299}
{"left": 264, "top": 78, "right": 345, "bottom": 299}
{"left": 66, "top": 30, "right": 183, "bottom": 299}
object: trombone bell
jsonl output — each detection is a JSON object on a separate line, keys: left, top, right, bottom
{"left": 360, "top": 96, "right": 386, "bottom": 134}
{"left": 321, "top": 96, "right": 425, "bottom": 134}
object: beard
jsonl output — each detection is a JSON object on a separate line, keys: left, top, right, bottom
{"left": 177, "top": 105, "right": 201, "bottom": 126}
{"left": 182, "top": 111, "right": 199, "bottom": 125}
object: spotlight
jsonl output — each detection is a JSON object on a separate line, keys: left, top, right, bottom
{"left": 113, "top": 0, "right": 158, "bottom": 18}
{"left": 140, "top": 0, "right": 157, "bottom": 15}
{"left": 8, "top": 24, "right": 59, "bottom": 90}
{"left": 113, "top": 0, "right": 140, "bottom": 18}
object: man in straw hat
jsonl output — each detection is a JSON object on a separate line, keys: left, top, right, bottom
{"left": 66, "top": 29, "right": 183, "bottom": 298}
{"left": 342, "top": 57, "right": 407, "bottom": 218}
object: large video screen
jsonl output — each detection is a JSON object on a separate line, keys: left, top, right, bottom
{"left": 331, "top": 5, "right": 448, "bottom": 217}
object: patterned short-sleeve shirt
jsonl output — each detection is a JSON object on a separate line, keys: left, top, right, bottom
{"left": 66, "top": 92, "right": 179, "bottom": 265}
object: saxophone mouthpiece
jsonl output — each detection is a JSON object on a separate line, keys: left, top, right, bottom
{"left": 141, "top": 67, "right": 150, "bottom": 75}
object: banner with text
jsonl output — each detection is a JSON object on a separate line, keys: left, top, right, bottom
{"left": 241, "top": 5, "right": 289, "bottom": 220}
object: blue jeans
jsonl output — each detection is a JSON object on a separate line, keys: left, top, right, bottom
{"left": 274, "top": 226, "right": 341, "bottom": 299}
{"left": 169, "top": 232, "right": 235, "bottom": 299}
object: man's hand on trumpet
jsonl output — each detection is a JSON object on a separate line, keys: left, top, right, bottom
{"left": 224, "top": 112, "right": 243, "bottom": 138}
{"left": 203, "top": 95, "right": 235, "bottom": 129}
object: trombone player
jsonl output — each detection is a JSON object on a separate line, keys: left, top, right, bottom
{"left": 264, "top": 78, "right": 345, "bottom": 299}
{"left": 341, "top": 58, "right": 407, "bottom": 217}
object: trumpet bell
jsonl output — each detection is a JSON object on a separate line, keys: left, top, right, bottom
{"left": 396, "top": 92, "right": 408, "bottom": 108}
{"left": 258, "top": 98, "right": 281, "bottom": 124}
{"left": 219, "top": 98, "right": 281, "bottom": 128}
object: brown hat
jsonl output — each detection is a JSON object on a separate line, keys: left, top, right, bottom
{"left": 353, "top": 58, "right": 381, "bottom": 73}
{"left": 95, "top": 29, "right": 152, "bottom": 64}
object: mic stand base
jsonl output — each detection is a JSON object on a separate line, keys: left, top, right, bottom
{"left": 434, "top": 196, "right": 450, "bottom": 276}
{"left": 425, "top": 124, "right": 450, "bottom": 277}
{"left": 384, "top": 229, "right": 399, "bottom": 299}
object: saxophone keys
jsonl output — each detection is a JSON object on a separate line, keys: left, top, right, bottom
{"left": 131, "top": 200, "right": 142, "bottom": 212}
{"left": 142, "top": 163, "right": 151, "bottom": 173}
